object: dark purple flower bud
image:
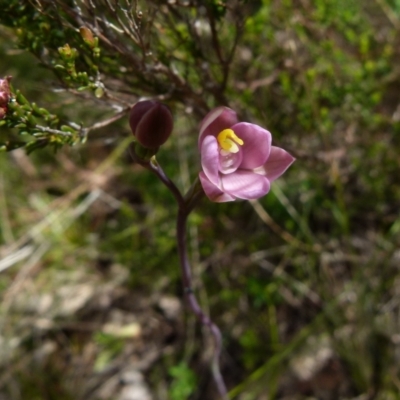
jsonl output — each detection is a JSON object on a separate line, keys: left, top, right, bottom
{"left": 129, "top": 100, "right": 173, "bottom": 149}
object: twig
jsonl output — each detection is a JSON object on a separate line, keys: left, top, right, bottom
{"left": 34, "top": 125, "right": 73, "bottom": 137}
{"left": 81, "top": 107, "right": 131, "bottom": 135}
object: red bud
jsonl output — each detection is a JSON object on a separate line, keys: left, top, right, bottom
{"left": 129, "top": 100, "right": 173, "bottom": 149}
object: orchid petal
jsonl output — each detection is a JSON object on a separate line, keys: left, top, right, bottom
{"left": 233, "top": 123, "right": 272, "bottom": 169}
{"left": 220, "top": 170, "right": 270, "bottom": 200}
{"left": 262, "top": 146, "right": 295, "bottom": 181}
{"left": 199, "top": 107, "right": 238, "bottom": 148}
{"left": 199, "top": 172, "right": 235, "bottom": 202}
{"left": 200, "top": 135, "right": 220, "bottom": 186}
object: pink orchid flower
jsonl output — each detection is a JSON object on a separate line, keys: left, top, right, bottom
{"left": 198, "top": 107, "right": 295, "bottom": 202}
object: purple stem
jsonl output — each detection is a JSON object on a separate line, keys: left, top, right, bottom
{"left": 177, "top": 206, "right": 229, "bottom": 400}
{"left": 145, "top": 160, "right": 229, "bottom": 399}
{"left": 147, "top": 161, "right": 184, "bottom": 210}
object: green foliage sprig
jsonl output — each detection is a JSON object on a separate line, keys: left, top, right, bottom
{"left": 0, "top": 86, "right": 80, "bottom": 152}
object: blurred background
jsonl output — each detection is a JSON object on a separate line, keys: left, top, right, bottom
{"left": 0, "top": 0, "right": 400, "bottom": 399}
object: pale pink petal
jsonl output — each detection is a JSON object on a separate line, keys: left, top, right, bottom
{"left": 198, "top": 107, "right": 238, "bottom": 148}
{"left": 262, "top": 146, "right": 295, "bottom": 181}
{"left": 201, "top": 135, "right": 220, "bottom": 186}
{"left": 220, "top": 170, "right": 270, "bottom": 200}
{"left": 233, "top": 123, "right": 271, "bottom": 169}
{"left": 199, "top": 172, "right": 235, "bottom": 202}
